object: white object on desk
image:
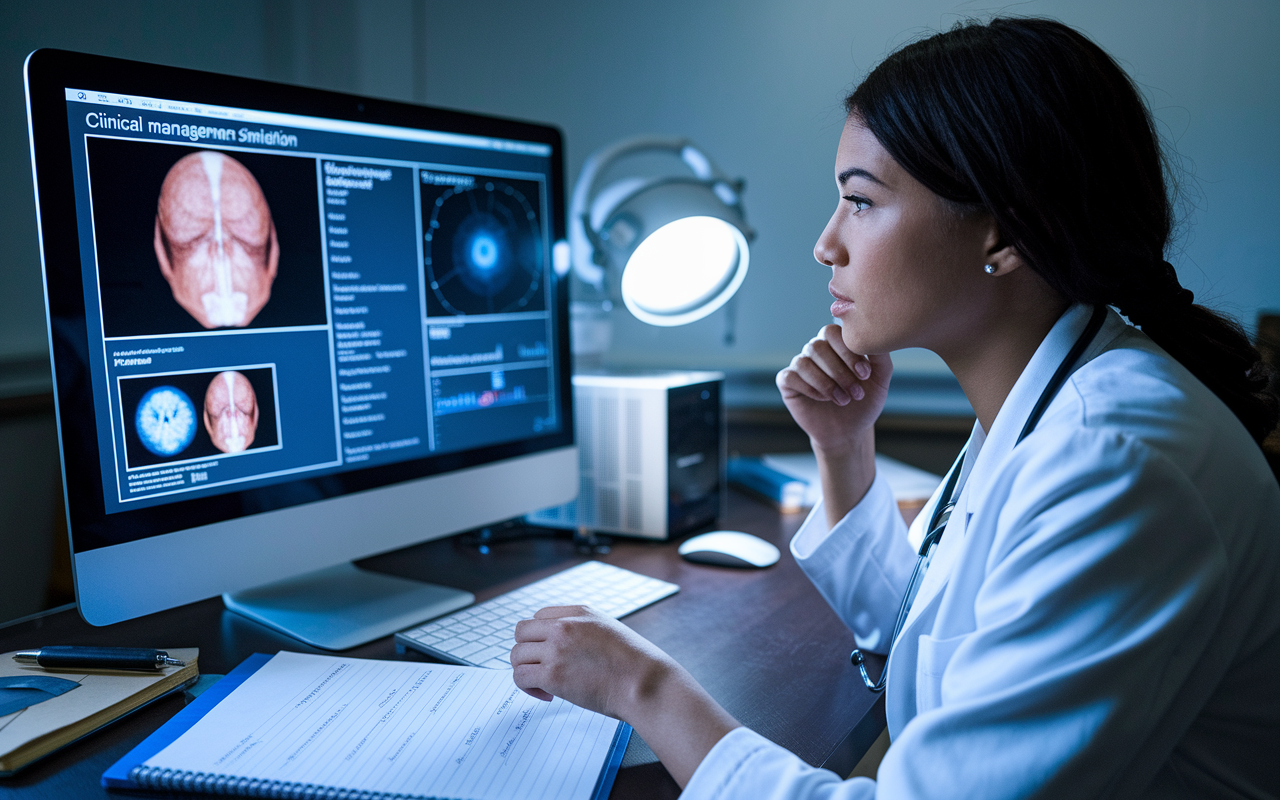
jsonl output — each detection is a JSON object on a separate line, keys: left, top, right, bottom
{"left": 678, "top": 531, "right": 781, "bottom": 568}
{"left": 121, "top": 651, "right": 622, "bottom": 800}
{"left": 761, "top": 452, "right": 943, "bottom": 508}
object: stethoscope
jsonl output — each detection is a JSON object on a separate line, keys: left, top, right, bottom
{"left": 851, "top": 305, "right": 1107, "bottom": 693}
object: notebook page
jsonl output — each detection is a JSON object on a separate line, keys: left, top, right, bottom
{"left": 143, "top": 651, "right": 620, "bottom": 800}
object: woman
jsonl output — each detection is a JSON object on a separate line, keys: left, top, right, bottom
{"left": 512, "top": 17, "right": 1280, "bottom": 798}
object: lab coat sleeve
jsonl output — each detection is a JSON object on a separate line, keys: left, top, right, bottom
{"left": 683, "top": 727, "right": 876, "bottom": 800}
{"left": 790, "top": 469, "right": 917, "bottom": 653}
{"left": 685, "top": 428, "right": 1228, "bottom": 800}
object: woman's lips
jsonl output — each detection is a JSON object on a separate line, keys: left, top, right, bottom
{"left": 829, "top": 283, "right": 854, "bottom": 316}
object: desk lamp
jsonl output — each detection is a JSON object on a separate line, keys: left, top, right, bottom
{"left": 568, "top": 136, "right": 753, "bottom": 331}
{"left": 529, "top": 137, "right": 751, "bottom": 540}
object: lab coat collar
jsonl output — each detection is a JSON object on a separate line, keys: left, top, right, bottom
{"left": 892, "top": 305, "right": 1125, "bottom": 641}
{"left": 960, "top": 304, "right": 1126, "bottom": 511}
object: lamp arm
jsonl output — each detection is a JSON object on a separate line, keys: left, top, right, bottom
{"left": 569, "top": 136, "right": 741, "bottom": 287}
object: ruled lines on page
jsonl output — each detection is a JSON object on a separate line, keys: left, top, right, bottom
{"left": 142, "top": 651, "right": 620, "bottom": 800}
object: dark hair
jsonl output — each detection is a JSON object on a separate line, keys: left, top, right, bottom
{"left": 846, "top": 17, "right": 1279, "bottom": 444}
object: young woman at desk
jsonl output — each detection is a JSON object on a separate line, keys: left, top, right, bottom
{"left": 512, "top": 17, "right": 1280, "bottom": 798}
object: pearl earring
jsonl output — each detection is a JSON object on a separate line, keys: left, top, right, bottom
{"left": 984, "top": 264, "right": 997, "bottom": 275}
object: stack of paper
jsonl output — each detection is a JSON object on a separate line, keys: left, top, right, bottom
{"left": 730, "top": 452, "right": 941, "bottom": 516}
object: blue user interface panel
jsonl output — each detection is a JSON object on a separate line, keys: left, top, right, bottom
{"left": 62, "top": 90, "right": 562, "bottom": 513}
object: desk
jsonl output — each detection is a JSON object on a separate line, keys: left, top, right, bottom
{"left": 0, "top": 489, "right": 886, "bottom": 799}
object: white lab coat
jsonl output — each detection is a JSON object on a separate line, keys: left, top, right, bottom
{"left": 683, "top": 304, "right": 1280, "bottom": 799}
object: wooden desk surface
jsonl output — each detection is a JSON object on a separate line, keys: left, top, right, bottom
{"left": 0, "top": 489, "right": 885, "bottom": 799}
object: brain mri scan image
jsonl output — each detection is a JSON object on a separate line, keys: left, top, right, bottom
{"left": 204, "top": 371, "right": 260, "bottom": 454}
{"left": 135, "top": 386, "right": 198, "bottom": 457}
{"left": 154, "top": 151, "right": 280, "bottom": 329}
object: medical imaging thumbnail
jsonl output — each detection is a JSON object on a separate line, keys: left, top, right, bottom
{"left": 135, "top": 386, "right": 197, "bottom": 457}
{"left": 120, "top": 368, "right": 279, "bottom": 468}
{"left": 87, "top": 138, "right": 326, "bottom": 337}
{"left": 421, "top": 174, "right": 546, "bottom": 317}
{"left": 154, "top": 151, "right": 279, "bottom": 329}
{"left": 203, "top": 371, "right": 260, "bottom": 454}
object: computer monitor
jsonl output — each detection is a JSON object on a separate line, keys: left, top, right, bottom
{"left": 24, "top": 49, "right": 576, "bottom": 649}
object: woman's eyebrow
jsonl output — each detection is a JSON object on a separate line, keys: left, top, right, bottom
{"left": 837, "top": 167, "right": 886, "bottom": 187}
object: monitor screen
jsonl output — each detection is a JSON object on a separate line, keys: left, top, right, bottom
{"left": 26, "top": 49, "right": 575, "bottom": 629}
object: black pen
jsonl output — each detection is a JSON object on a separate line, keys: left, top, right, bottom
{"left": 13, "top": 646, "right": 186, "bottom": 671}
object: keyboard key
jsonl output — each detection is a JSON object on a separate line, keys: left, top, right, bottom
{"left": 473, "top": 645, "right": 508, "bottom": 663}
{"left": 453, "top": 641, "right": 486, "bottom": 659}
{"left": 436, "top": 636, "right": 465, "bottom": 652}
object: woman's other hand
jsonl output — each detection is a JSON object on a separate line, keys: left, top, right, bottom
{"left": 511, "top": 604, "right": 669, "bottom": 715}
{"left": 776, "top": 325, "right": 892, "bottom": 525}
{"left": 511, "top": 604, "right": 739, "bottom": 788}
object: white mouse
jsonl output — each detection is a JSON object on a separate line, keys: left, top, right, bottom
{"left": 678, "top": 530, "right": 781, "bottom": 569}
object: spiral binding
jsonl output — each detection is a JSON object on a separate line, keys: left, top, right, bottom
{"left": 129, "top": 764, "right": 435, "bottom": 799}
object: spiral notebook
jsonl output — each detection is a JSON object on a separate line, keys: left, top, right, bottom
{"left": 103, "top": 651, "right": 629, "bottom": 800}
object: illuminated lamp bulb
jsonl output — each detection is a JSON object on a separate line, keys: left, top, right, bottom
{"left": 619, "top": 216, "right": 749, "bottom": 326}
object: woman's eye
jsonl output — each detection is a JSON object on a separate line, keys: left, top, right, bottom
{"left": 842, "top": 195, "right": 871, "bottom": 212}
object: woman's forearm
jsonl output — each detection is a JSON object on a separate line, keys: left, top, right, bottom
{"left": 618, "top": 657, "right": 741, "bottom": 788}
{"left": 816, "top": 429, "right": 878, "bottom": 529}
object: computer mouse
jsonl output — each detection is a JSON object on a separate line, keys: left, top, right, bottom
{"left": 678, "top": 531, "right": 780, "bottom": 569}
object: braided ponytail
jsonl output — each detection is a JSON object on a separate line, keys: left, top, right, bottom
{"left": 846, "top": 17, "right": 1280, "bottom": 444}
{"left": 1115, "top": 262, "right": 1277, "bottom": 442}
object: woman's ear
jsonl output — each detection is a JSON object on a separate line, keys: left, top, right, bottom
{"left": 981, "top": 220, "right": 1028, "bottom": 277}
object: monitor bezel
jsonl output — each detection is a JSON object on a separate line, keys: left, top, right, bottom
{"left": 25, "top": 48, "right": 574, "bottom": 556}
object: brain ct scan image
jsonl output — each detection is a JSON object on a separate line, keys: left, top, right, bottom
{"left": 135, "top": 386, "right": 198, "bottom": 457}
{"left": 154, "top": 151, "right": 280, "bottom": 329}
{"left": 204, "top": 371, "right": 260, "bottom": 454}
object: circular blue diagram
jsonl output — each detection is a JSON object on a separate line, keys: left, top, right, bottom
{"left": 134, "top": 386, "right": 197, "bottom": 457}
{"left": 422, "top": 178, "right": 544, "bottom": 316}
{"left": 451, "top": 211, "right": 515, "bottom": 298}
{"left": 470, "top": 234, "right": 499, "bottom": 269}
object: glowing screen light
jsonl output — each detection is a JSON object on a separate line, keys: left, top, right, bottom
{"left": 135, "top": 386, "right": 197, "bottom": 456}
{"left": 620, "top": 215, "right": 749, "bottom": 326}
{"left": 470, "top": 234, "right": 499, "bottom": 270}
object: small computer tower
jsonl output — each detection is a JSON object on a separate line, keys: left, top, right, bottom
{"left": 526, "top": 371, "right": 725, "bottom": 540}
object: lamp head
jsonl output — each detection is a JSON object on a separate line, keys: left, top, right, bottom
{"left": 570, "top": 137, "right": 752, "bottom": 327}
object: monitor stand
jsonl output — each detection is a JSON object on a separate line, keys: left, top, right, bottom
{"left": 222, "top": 562, "right": 474, "bottom": 651}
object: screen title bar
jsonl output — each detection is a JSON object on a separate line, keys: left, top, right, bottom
{"left": 64, "top": 88, "right": 552, "bottom": 156}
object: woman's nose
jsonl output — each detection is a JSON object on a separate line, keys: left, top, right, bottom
{"left": 813, "top": 215, "right": 844, "bottom": 267}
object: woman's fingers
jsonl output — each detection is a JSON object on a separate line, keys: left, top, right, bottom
{"left": 511, "top": 655, "right": 555, "bottom": 702}
{"left": 778, "top": 326, "right": 883, "bottom": 406}
{"left": 519, "top": 685, "right": 554, "bottom": 702}
{"left": 533, "top": 604, "right": 588, "bottom": 620}
{"left": 776, "top": 361, "right": 821, "bottom": 401}
{"left": 794, "top": 352, "right": 855, "bottom": 403}
{"left": 511, "top": 634, "right": 560, "bottom": 701}
{"left": 777, "top": 356, "right": 861, "bottom": 405}
{"left": 509, "top": 605, "right": 671, "bottom": 719}
{"left": 821, "top": 325, "right": 882, "bottom": 382}
{"left": 804, "top": 332, "right": 858, "bottom": 385}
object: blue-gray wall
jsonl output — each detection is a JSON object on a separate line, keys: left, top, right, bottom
{"left": 0, "top": 0, "right": 1276, "bottom": 622}
{"left": 2, "top": 0, "right": 1277, "bottom": 375}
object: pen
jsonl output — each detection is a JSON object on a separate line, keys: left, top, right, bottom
{"left": 13, "top": 646, "right": 186, "bottom": 670}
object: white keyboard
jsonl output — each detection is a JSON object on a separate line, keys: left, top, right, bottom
{"left": 394, "top": 561, "right": 679, "bottom": 669}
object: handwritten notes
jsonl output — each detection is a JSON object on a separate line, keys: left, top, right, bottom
{"left": 143, "top": 652, "right": 620, "bottom": 800}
